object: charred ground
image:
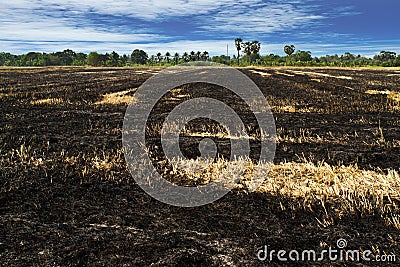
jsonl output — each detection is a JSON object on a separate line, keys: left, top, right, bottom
{"left": 1, "top": 67, "right": 399, "bottom": 266}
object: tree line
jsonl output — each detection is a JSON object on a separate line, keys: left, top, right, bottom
{"left": 1, "top": 40, "right": 399, "bottom": 67}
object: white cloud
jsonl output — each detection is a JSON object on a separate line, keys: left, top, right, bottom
{"left": 199, "top": 3, "right": 324, "bottom": 34}
{"left": 0, "top": 1, "right": 168, "bottom": 46}
{"left": 0, "top": 0, "right": 353, "bottom": 43}
{"left": 0, "top": 0, "right": 261, "bottom": 21}
{"left": 0, "top": 21, "right": 164, "bottom": 43}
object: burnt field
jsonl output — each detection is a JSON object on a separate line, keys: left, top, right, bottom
{"left": 1, "top": 67, "right": 400, "bottom": 266}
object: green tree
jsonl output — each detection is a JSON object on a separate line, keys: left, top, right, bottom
{"left": 47, "top": 53, "right": 61, "bottom": 66}
{"left": 0, "top": 52, "right": 16, "bottom": 66}
{"left": 182, "top": 52, "right": 189, "bottom": 62}
{"left": 165, "top": 52, "right": 171, "bottom": 63}
{"left": 131, "top": 49, "right": 148, "bottom": 65}
{"left": 25, "top": 52, "right": 43, "bottom": 66}
{"left": 73, "top": 53, "right": 87, "bottom": 66}
{"left": 242, "top": 40, "right": 261, "bottom": 64}
{"left": 190, "top": 51, "right": 196, "bottom": 61}
{"left": 201, "top": 51, "right": 209, "bottom": 61}
{"left": 174, "top": 52, "right": 180, "bottom": 64}
{"left": 235, "top": 38, "right": 243, "bottom": 65}
{"left": 251, "top": 41, "right": 261, "bottom": 54}
{"left": 379, "top": 51, "right": 397, "bottom": 61}
{"left": 110, "top": 51, "right": 120, "bottom": 66}
{"left": 294, "top": 50, "right": 312, "bottom": 62}
{"left": 212, "top": 55, "right": 231, "bottom": 65}
{"left": 87, "top": 52, "right": 102, "bottom": 66}
{"left": 156, "top": 52, "right": 163, "bottom": 63}
{"left": 284, "top": 45, "right": 295, "bottom": 57}
{"left": 242, "top": 41, "right": 252, "bottom": 59}
{"left": 121, "top": 54, "right": 129, "bottom": 65}
{"left": 250, "top": 41, "right": 261, "bottom": 64}
{"left": 196, "top": 51, "right": 201, "bottom": 61}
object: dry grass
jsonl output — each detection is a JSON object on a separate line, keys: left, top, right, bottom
{"left": 95, "top": 89, "right": 137, "bottom": 106}
{"left": 4, "top": 143, "right": 398, "bottom": 231}
{"left": 249, "top": 69, "right": 272, "bottom": 77}
{"left": 164, "top": 156, "right": 400, "bottom": 229}
{"left": 288, "top": 70, "right": 354, "bottom": 80}
{"left": 30, "top": 98, "right": 67, "bottom": 106}
{"left": 365, "top": 90, "right": 391, "bottom": 95}
{"left": 275, "top": 71, "right": 296, "bottom": 77}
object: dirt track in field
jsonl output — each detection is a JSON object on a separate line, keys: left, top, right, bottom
{"left": 1, "top": 67, "right": 399, "bottom": 266}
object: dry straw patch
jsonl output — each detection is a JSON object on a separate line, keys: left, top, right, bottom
{"left": 166, "top": 157, "right": 400, "bottom": 228}
{"left": 290, "top": 70, "right": 353, "bottom": 80}
{"left": 30, "top": 98, "right": 67, "bottom": 106}
{"left": 365, "top": 90, "right": 400, "bottom": 108}
{"left": 249, "top": 69, "right": 272, "bottom": 77}
{"left": 389, "top": 92, "right": 400, "bottom": 103}
{"left": 275, "top": 71, "right": 295, "bottom": 77}
{"left": 95, "top": 89, "right": 137, "bottom": 105}
{"left": 365, "top": 90, "right": 391, "bottom": 95}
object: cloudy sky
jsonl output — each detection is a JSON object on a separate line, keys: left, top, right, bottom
{"left": 0, "top": 0, "right": 399, "bottom": 56}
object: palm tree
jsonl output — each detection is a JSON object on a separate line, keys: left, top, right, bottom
{"left": 284, "top": 45, "right": 295, "bottom": 57}
{"left": 174, "top": 52, "right": 180, "bottom": 64}
{"left": 156, "top": 52, "right": 163, "bottom": 63}
{"left": 165, "top": 52, "right": 171, "bottom": 63}
{"left": 202, "top": 51, "right": 209, "bottom": 61}
{"left": 251, "top": 41, "right": 261, "bottom": 54}
{"left": 235, "top": 38, "right": 243, "bottom": 65}
{"left": 183, "top": 52, "right": 189, "bottom": 62}
{"left": 242, "top": 42, "right": 252, "bottom": 64}
{"left": 250, "top": 41, "right": 261, "bottom": 64}
{"left": 150, "top": 55, "right": 156, "bottom": 65}
{"left": 196, "top": 51, "right": 201, "bottom": 61}
{"left": 190, "top": 51, "right": 196, "bottom": 61}
{"left": 284, "top": 45, "right": 295, "bottom": 65}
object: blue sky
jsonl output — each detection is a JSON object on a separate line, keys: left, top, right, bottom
{"left": 0, "top": 0, "right": 399, "bottom": 57}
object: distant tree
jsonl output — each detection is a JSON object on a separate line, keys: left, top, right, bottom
{"left": 251, "top": 41, "right": 261, "bottom": 54}
{"left": 156, "top": 52, "right": 163, "bottom": 63}
{"left": 235, "top": 38, "right": 243, "bottom": 65}
{"left": 242, "top": 40, "right": 261, "bottom": 64}
{"left": 74, "top": 53, "right": 87, "bottom": 66}
{"left": 250, "top": 41, "right": 261, "bottom": 64}
{"left": 196, "top": 51, "right": 201, "bottom": 61}
{"left": 379, "top": 51, "right": 397, "bottom": 61}
{"left": 131, "top": 49, "right": 148, "bottom": 65}
{"left": 342, "top": 52, "right": 355, "bottom": 62}
{"left": 284, "top": 45, "right": 295, "bottom": 57}
{"left": 149, "top": 55, "right": 156, "bottom": 65}
{"left": 190, "top": 51, "right": 196, "bottom": 61}
{"left": 165, "top": 52, "right": 171, "bottom": 63}
{"left": 25, "top": 52, "right": 43, "bottom": 66}
{"left": 102, "top": 53, "right": 110, "bottom": 65}
{"left": 394, "top": 55, "right": 400, "bottom": 67}
{"left": 212, "top": 55, "right": 231, "bottom": 65}
{"left": 121, "top": 54, "right": 129, "bottom": 65}
{"left": 182, "top": 52, "right": 189, "bottom": 62}
{"left": 0, "top": 52, "right": 14, "bottom": 65}
{"left": 110, "top": 51, "right": 120, "bottom": 66}
{"left": 293, "top": 50, "right": 312, "bottom": 62}
{"left": 242, "top": 41, "right": 252, "bottom": 58}
{"left": 54, "top": 49, "right": 76, "bottom": 65}
{"left": 87, "top": 52, "right": 102, "bottom": 66}
{"left": 174, "top": 52, "right": 180, "bottom": 64}
{"left": 201, "top": 51, "right": 209, "bottom": 61}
